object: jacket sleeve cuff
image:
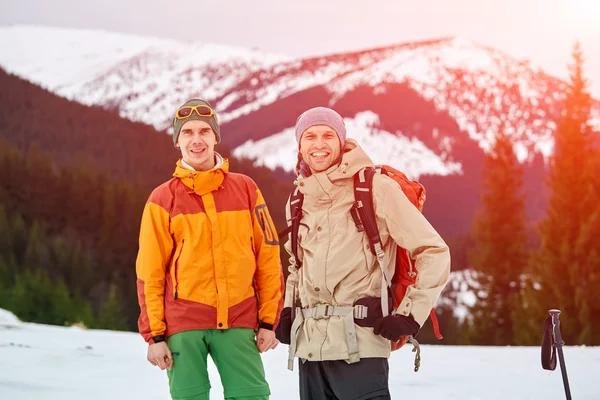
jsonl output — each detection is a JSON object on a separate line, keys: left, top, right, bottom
{"left": 258, "top": 322, "right": 274, "bottom": 331}
{"left": 151, "top": 335, "right": 166, "bottom": 344}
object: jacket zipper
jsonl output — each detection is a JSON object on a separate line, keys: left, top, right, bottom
{"left": 250, "top": 236, "right": 256, "bottom": 257}
{"left": 174, "top": 239, "right": 184, "bottom": 299}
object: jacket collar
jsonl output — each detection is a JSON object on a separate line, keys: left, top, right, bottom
{"left": 173, "top": 153, "right": 228, "bottom": 196}
{"left": 295, "top": 139, "right": 373, "bottom": 198}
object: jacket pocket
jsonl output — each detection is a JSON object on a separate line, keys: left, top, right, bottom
{"left": 173, "top": 239, "right": 184, "bottom": 300}
{"left": 362, "top": 235, "right": 378, "bottom": 273}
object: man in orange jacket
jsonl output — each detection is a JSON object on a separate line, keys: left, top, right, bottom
{"left": 136, "top": 99, "right": 284, "bottom": 400}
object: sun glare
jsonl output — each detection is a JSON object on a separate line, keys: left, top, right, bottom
{"left": 567, "top": 0, "right": 600, "bottom": 28}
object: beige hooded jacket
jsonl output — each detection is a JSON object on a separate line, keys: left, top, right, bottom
{"left": 284, "top": 139, "right": 451, "bottom": 362}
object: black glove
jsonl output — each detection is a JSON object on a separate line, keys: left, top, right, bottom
{"left": 373, "top": 314, "right": 420, "bottom": 342}
{"left": 275, "top": 307, "right": 292, "bottom": 344}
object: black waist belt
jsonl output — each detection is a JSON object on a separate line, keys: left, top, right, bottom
{"left": 353, "top": 297, "right": 390, "bottom": 327}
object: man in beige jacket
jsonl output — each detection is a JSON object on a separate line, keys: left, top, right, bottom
{"left": 275, "top": 107, "right": 451, "bottom": 400}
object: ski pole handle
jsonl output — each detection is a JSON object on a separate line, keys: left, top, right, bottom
{"left": 547, "top": 309, "right": 572, "bottom": 400}
{"left": 549, "top": 309, "right": 565, "bottom": 346}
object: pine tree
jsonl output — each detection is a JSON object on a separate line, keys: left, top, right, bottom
{"left": 23, "top": 221, "right": 48, "bottom": 270}
{"left": 468, "top": 130, "right": 528, "bottom": 345}
{"left": 8, "top": 268, "right": 69, "bottom": 325}
{"left": 531, "top": 43, "right": 600, "bottom": 345}
{"left": 9, "top": 213, "right": 28, "bottom": 265}
{"left": 95, "top": 283, "right": 128, "bottom": 331}
{"left": 0, "top": 204, "right": 11, "bottom": 262}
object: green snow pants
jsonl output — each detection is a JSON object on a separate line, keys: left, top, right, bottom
{"left": 166, "top": 328, "right": 270, "bottom": 400}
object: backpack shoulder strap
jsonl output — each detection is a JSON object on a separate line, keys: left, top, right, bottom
{"left": 353, "top": 166, "right": 380, "bottom": 254}
{"left": 353, "top": 166, "right": 393, "bottom": 316}
{"left": 278, "top": 187, "right": 304, "bottom": 269}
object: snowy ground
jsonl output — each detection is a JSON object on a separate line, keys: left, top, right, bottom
{"left": 1, "top": 309, "right": 598, "bottom": 400}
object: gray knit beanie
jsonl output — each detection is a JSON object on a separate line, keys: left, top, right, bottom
{"left": 172, "top": 99, "right": 220, "bottom": 146}
{"left": 294, "top": 107, "right": 346, "bottom": 148}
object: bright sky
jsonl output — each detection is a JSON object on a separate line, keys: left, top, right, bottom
{"left": 0, "top": 0, "right": 599, "bottom": 97}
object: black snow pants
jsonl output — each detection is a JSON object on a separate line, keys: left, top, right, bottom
{"left": 298, "top": 358, "right": 391, "bottom": 400}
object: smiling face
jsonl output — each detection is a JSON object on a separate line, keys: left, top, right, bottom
{"left": 299, "top": 125, "right": 341, "bottom": 173}
{"left": 177, "top": 119, "right": 216, "bottom": 171}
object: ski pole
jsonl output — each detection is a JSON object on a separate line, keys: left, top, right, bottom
{"left": 548, "top": 309, "right": 572, "bottom": 400}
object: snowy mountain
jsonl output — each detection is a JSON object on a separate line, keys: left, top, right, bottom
{"left": 2, "top": 27, "right": 597, "bottom": 160}
{"left": 2, "top": 25, "right": 599, "bottom": 235}
{"left": 2, "top": 26, "right": 598, "bottom": 164}
{"left": 1, "top": 308, "right": 598, "bottom": 400}
{"left": 0, "top": 25, "right": 290, "bottom": 129}
{"left": 0, "top": 26, "right": 181, "bottom": 91}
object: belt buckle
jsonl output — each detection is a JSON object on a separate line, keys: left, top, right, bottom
{"left": 353, "top": 305, "right": 368, "bottom": 319}
{"left": 313, "top": 303, "right": 329, "bottom": 319}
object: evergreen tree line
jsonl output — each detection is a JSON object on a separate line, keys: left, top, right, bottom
{"left": 467, "top": 44, "right": 600, "bottom": 345}
{"left": 0, "top": 204, "right": 126, "bottom": 330}
{"left": 0, "top": 140, "right": 144, "bottom": 329}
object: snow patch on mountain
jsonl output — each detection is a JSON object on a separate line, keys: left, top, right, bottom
{"left": 66, "top": 49, "right": 289, "bottom": 131}
{"left": 233, "top": 111, "right": 462, "bottom": 179}
{"left": 327, "top": 38, "right": 501, "bottom": 99}
{"left": 0, "top": 25, "right": 291, "bottom": 131}
{"left": 218, "top": 61, "right": 358, "bottom": 123}
{"left": 0, "top": 25, "right": 181, "bottom": 90}
{"left": 325, "top": 38, "right": 558, "bottom": 160}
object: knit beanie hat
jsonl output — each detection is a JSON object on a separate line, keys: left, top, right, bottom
{"left": 294, "top": 107, "right": 346, "bottom": 148}
{"left": 172, "top": 99, "right": 220, "bottom": 146}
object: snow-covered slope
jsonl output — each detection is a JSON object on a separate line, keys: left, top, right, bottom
{"left": 1, "top": 309, "right": 598, "bottom": 399}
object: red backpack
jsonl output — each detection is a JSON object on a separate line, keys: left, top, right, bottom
{"left": 352, "top": 166, "right": 442, "bottom": 350}
{"left": 285, "top": 165, "right": 442, "bottom": 351}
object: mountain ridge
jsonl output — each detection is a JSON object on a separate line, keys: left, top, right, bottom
{"left": 2, "top": 25, "right": 599, "bottom": 238}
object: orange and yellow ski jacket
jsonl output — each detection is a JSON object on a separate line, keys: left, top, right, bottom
{"left": 136, "top": 157, "right": 284, "bottom": 343}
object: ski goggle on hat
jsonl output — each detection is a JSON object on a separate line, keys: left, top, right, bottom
{"left": 173, "top": 104, "right": 215, "bottom": 123}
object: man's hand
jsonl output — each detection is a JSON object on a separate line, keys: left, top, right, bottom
{"left": 275, "top": 307, "right": 292, "bottom": 344}
{"left": 256, "top": 328, "right": 279, "bottom": 353}
{"left": 373, "top": 314, "right": 420, "bottom": 342}
{"left": 147, "top": 341, "right": 173, "bottom": 371}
